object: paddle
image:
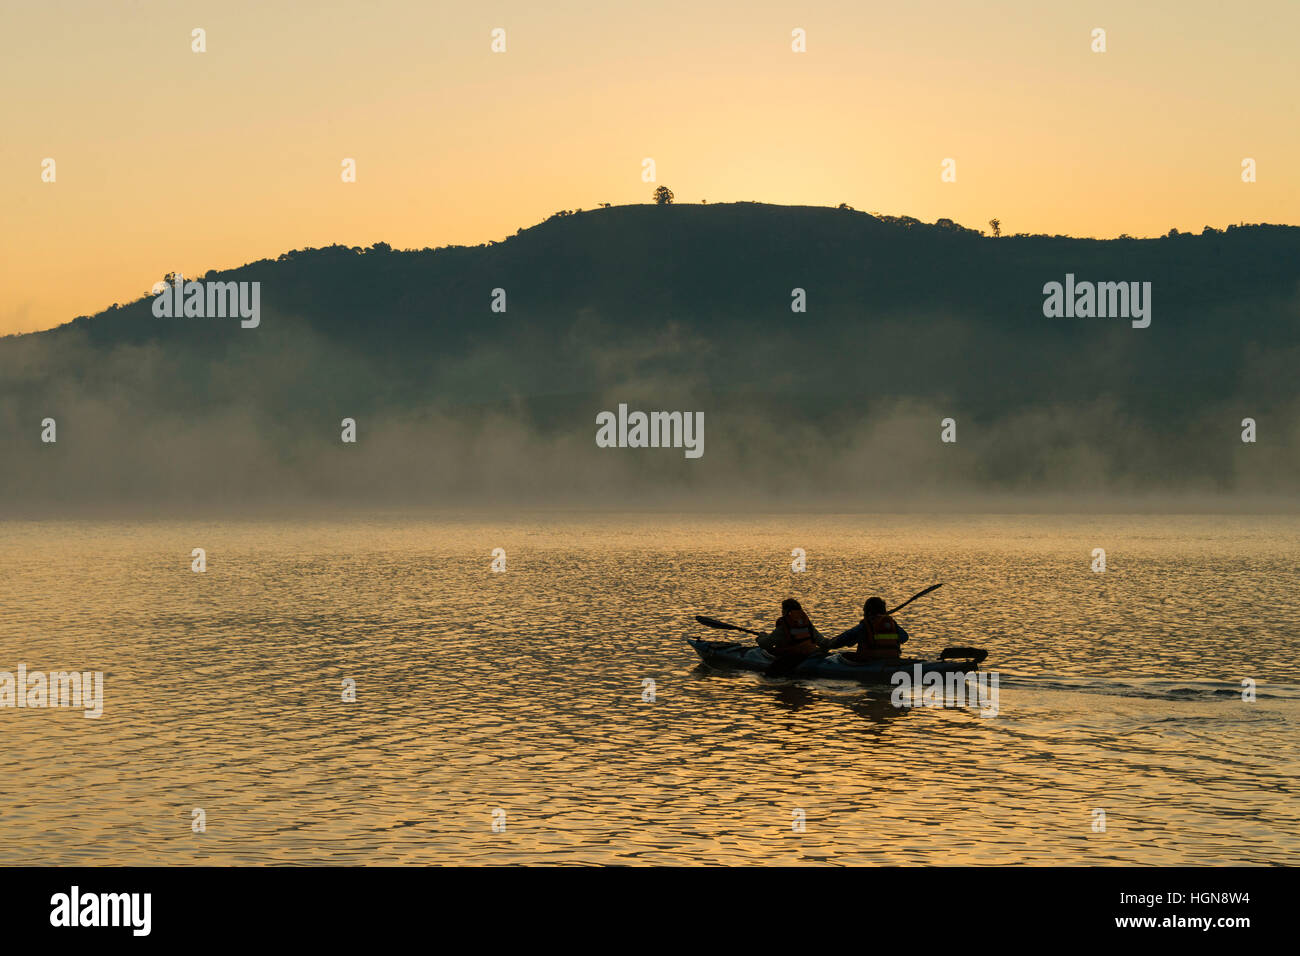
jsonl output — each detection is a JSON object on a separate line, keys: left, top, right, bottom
{"left": 887, "top": 582, "right": 944, "bottom": 616}
{"left": 695, "top": 614, "right": 807, "bottom": 675}
{"left": 694, "top": 615, "right": 765, "bottom": 638}
{"left": 887, "top": 585, "right": 986, "bottom": 663}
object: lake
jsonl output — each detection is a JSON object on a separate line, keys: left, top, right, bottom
{"left": 1, "top": 513, "right": 1296, "bottom": 864}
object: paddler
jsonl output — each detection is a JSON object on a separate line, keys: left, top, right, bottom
{"left": 829, "top": 596, "right": 909, "bottom": 660}
{"left": 758, "top": 598, "right": 829, "bottom": 657}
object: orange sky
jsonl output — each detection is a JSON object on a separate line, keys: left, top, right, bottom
{"left": 2, "top": 0, "right": 1296, "bottom": 335}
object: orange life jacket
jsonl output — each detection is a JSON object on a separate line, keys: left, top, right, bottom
{"left": 856, "top": 613, "right": 902, "bottom": 659}
{"left": 775, "top": 608, "right": 818, "bottom": 657}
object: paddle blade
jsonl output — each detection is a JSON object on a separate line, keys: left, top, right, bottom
{"left": 695, "top": 615, "right": 734, "bottom": 630}
{"left": 888, "top": 583, "right": 944, "bottom": 615}
{"left": 939, "top": 646, "right": 987, "bottom": 663}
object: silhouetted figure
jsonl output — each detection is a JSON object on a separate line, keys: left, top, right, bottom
{"left": 758, "top": 598, "right": 828, "bottom": 658}
{"left": 830, "top": 597, "right": 909, "bottom": 661}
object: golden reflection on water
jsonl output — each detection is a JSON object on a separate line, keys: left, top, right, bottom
{"left": 0, "top": 514, "right": 1297, "bottom": 864}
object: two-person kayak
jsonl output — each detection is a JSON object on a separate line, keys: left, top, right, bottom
{"left": 687, "top": 638, "right": 986, "bottom": 684}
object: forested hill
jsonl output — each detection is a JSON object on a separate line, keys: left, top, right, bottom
{"left": 3, "top": 203, "right": 1297, "bottom": 508}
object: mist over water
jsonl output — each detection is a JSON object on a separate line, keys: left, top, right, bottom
{"left": 3, "top": 209, "right": 1298, "bottom": 511}
{"left": 2, "top": 513, "right": 1296, "bottom": 865}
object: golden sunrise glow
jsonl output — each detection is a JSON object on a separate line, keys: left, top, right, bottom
{"left": 1, "top": 0, "right": 1297, "bottom": 334}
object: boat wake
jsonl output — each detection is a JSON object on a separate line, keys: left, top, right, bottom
{"left": 992, "top": 673, "right": 1300, "bottom": 702}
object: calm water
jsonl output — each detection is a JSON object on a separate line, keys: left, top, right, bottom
{"left": 0, "top": 514, "right": 1297, "bottom": 865}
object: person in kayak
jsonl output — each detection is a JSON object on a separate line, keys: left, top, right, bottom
{"left": 757, "top": 598, "right": 829, "bottom": 658}
{"left": 830, "top": 597, "right": 909, "bottom": 660}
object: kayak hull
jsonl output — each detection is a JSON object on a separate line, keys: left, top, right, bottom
{"left": 687, "top": 638, "right": 980, "bottom": 683}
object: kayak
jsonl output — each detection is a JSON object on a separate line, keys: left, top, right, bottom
{"left": 686, "top": 638, "right": 982, "bottom": 683}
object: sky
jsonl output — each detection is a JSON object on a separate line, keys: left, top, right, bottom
{"left": 1, "top": 0, "right": 1296, "bottom": 335}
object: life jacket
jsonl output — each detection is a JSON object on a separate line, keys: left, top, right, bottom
{"left": 775, "top": 608, "right": 818, "bottom": 657}
{"left": 856, "top": 613, "right": 902, "bottom": 659}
